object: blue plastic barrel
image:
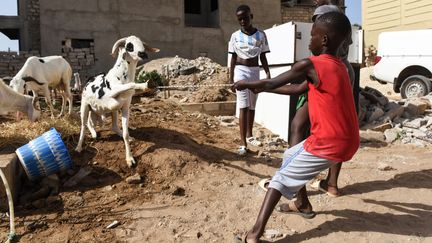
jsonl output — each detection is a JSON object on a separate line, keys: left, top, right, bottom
{"left": 15, "top": 128, "right": 73, "bottom": 181}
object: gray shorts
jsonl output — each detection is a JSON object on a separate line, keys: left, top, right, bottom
{"left": 268, "top": 141, "right": 336, "bottom": 199}
{"left": 234, "top": 65, "right": 260, "bottom": 110}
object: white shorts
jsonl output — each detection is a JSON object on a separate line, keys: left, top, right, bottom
{"left": 234, "top": 65, "right": 260, "bottom": 110}
{"left": 268, "top": 141, "right": 336, "bottom": 199}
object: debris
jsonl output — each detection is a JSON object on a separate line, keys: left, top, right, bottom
{"left": 264, "top": 229, "right": 283, "bottom": 239}
{"left": 378, "top": 163, "right": 395, "bottom": 171}
{"left": 106, "top": 220, "right": 120, "bottom": 229}
{"left": 63, "top": 166, "right": 93, "bottom": 187}
{"left": 125, "top": 173, "right": 142, "bottom": 184}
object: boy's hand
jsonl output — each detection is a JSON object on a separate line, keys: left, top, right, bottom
{"left": 233, "top": 80, "right": 247, "bottom": 90}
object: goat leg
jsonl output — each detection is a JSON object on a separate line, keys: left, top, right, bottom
{"left": 76, "top": 103, "right": 90, "bottom": 152}
{"left": 121, "top": 105, "right": 135, "bottom": 167}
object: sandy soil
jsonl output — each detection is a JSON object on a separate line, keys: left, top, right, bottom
{"left": 0, "top": 68, "right": 431, "bottom": 242}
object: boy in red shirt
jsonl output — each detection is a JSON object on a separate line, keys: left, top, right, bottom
{"left": 233, "top": 11, "right": 359, "bottom": 242}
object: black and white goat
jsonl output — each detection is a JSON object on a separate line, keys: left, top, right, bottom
{"left": 9, "top": 55, "right": 73, "bottom": 118}
{"left": 75, "top": 36, "right": 159, "bottom": 167}
{"left": 0, "top": 79, "right": 41, "bottom": 122}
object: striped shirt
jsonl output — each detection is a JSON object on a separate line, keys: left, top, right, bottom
{"left": 228, "top": 29, "right": 270, "bottom": 59}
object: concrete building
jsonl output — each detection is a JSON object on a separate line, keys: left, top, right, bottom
{"left": 0, "top": 0, "right": 346, "bottom": 79}
{"left": 1, "top": 0, "right": 281, "bottom": 79}
{"left": 362, "top": 0, "right": 432, "bottom": 48}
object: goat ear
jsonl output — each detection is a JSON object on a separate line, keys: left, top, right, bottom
{"left": 143, "top": 43, "right": 160, "bottom": 53}
{"left": 111, "top": 37, "right": 128, "bottom": 57}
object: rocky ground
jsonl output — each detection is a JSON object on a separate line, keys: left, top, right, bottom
{"left": 0, "top": 66, "right": 431, "bottom": 243}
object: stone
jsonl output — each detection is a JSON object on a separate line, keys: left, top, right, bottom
{"left": 372, "top": 122, "right": 393, "bottom": 132}
{"left": 378, "top": 163, "right": 394, "bottom": 171}
{"left": 368, "top": 106, "right": 385, "bottom": 122}
{"left": 404, "top": 99, "right": 429, "bottom": 117}
{"left": 63, "top": 166, "right": 93, "bottom": 187}
{"left": 32, "top": 198, "right": 46, "bottom": 209}
{"left": 403, "top": 118, "right": 427, "bottom": 129}
{"left": 46, "top": 195, "right": 61, "bottom": 206}
{"left": 383, "top": 105, "right": 404, "bottom": 121}
{"left": 384, "top": 128, "right": 400, "bottom": 143}
{"left": 125, "top": 173, "right": 142, "bottom": 184}
{"left": 360, "top": 129, "right": 385, "bottom": 143}
{"left": 264, "top": 229, "right": 283, "bottom": 239}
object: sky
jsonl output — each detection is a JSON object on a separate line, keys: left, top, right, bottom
{"left": 0, "top": 0, "right": 362, "bottom": 52}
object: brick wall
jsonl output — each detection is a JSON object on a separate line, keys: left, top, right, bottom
{"left": 26, "top": 0, "right": 41, "bottom": 51}
{"left": 281, "top": 5, "right": 315, "bottom": 23}
{"left": 281, "top": 2, "right": 346, "bottom": 23}
{"left": 0, "top": 51, "right": 40, "bottom": 78}
{"left": 62, "top": 39, "right": 96, "bottom": 81}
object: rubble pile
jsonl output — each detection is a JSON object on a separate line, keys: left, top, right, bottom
{"left": 360, "top": 87, "right": 432, "bottom": 145}
{"left": 139, "top": 56, "right": 234, "bottom": 103}
{"left": 160, "top": 56, "right": 225, "bottom": 81}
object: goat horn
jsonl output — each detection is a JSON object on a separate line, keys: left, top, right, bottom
{"left": 143, "top": 43, "right": 160, "bottom": 53}
{"left": 32, "top": 96, "right": 41, "bottom": 111}
{"left": 111, "top": 37, "right": 128, "bottom": 58}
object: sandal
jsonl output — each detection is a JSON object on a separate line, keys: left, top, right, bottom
{"left": 258, "top": 178, "right": 271, "bottom": 192}
{"left": 276, "top": 200, "right": 316, "bottom": 219}
{"left": 317, "top": 180, "right": 341, "bottom": 197}
{"left": 246, "top": 137, "right": 262, "bottom": 147}
{"left": 238, "top": 146, "right": 247, "bottom": 156}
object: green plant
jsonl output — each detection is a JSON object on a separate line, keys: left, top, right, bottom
{"left": 136, "top": 70, "right": 166, "bottom": 87}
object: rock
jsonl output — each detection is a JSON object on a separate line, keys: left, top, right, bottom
{"left": 378, "top": 163, "right": 394, "bottom": 171}
{"left": 360, "top": 129, "right": 385, "bottom": 143}
{"left": 404, "top": 99, "right": 429, "bottom": 117}
{"left": 384, "top": 128, "right": 400, "bottom": 143}
{"left": 264, "top": 229, "right": 283, "bottom": 239}
{"left": 382, "top": 105, "right": 404, "bottom": 121}
{"left": 403, "top": 118, "right": 427, "bottom": 129}
{"left": 362, "top": 86, "right": 389, "bottom": 106}
{"left": 46, "top": 195, "right": 61, "bottom": 206}
{"left": 125, "top": 173, "right": 142, "bottom": 184}
{"left": 64, "top": 166, "right": 93, "bottom": 187}
{"left": 41, "top": 174, "right": 60, "bottom": 195}
{"left": 412, "top": 129, "right": 426, "bottom": 138}
{"left": 372, "top": 122, "right": 392, "bottom": 132}
{"left": 32, "top": 198, "right": 46, "bottom": 209}
{"left": 368, "top": 106, "right": 385, "bottom": 122}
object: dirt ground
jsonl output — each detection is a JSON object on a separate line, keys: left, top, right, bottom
{"left": 0, "top": 68, "right": 431, "bottom": 243}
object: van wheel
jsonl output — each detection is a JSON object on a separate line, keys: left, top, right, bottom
{"left": 400, "top": 75, "right": 432, "bottom": 99}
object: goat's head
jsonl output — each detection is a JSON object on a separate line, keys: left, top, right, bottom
{"left": 25, "top": 95, "right": 41, "bottom": 122}
{"left": 9, "top": 77, "right": 25, "bottom": 94}
{"left": 111, "top": 36, "right": 160, "bottom": 62}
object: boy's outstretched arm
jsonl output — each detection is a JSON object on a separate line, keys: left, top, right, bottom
{"left": 233, "top": 58, "right": 314, "bottom": 91}
{"left": 263, "top": 81, "right": 308, "bottom": 95}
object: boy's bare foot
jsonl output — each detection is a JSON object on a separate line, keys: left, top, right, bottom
{"left": 318, "top": 180, "right": 341, "bottom": 197}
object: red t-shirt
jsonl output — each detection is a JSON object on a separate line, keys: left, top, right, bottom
{"left": 303, "top": 54, "right": 359, "bottom": 162}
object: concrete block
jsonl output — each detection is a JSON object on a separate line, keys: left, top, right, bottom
{"left": 0, "top": 153, "right": 23, "bottom": 211}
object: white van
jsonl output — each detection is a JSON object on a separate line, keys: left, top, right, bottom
{"left": 371, "top": 29, "right": 432, "bottom": 98}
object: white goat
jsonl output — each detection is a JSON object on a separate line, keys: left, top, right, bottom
{"left": 0, "top": 79, "right": 41, "bottom": 122}
{"left": 75, "top": 36, "right": 159, "bottom": 167}
{"left": 9, "top": 55, "right": 73, "bottom": 118}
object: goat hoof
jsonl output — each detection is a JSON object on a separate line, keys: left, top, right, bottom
{"left": 127, "top": 158, "right": 136, "bottom": 168}
{"left": 90, "top": 131, "right": 97, "bottom": 139}
{"left": 75, "top": 147, "right": 82, "bottom": 153}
